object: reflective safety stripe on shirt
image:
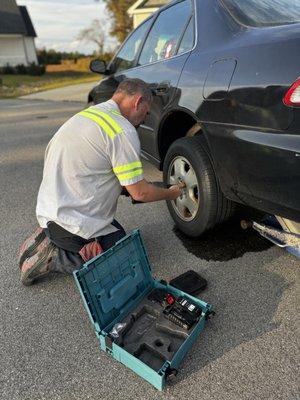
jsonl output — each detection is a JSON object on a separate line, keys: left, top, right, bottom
{"left": 113, "top": 161, "right": 143, "bottom": 182}
{"left": 78, "top": 107, "right": 123, "bottom": 139}
{"left": 109, "top": 109, "right": 122, "bottom": 116}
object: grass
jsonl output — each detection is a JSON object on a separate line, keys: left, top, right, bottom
{"left": 0, "top": 71, "right": 100, "bottom": 98}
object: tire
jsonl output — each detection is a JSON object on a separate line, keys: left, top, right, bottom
{"left": 87, "top": 94, "right": 94, "bottom": 107}
{"left": 163, "top": 136, "right": 235, "bottom": 237}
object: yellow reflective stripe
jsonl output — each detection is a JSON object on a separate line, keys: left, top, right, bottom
{"left": 113, "top": 161, "right": 142, "bottom": 174}
{"left": 84, "top": 109, "right": 118, "bottom": 137}
{"left": 78, "top": 110, "right": 115, "bottom": 139}
{"left": 115, "top": 167, "right": 143, "bottom": 178}
{"left": 110, "top": 109, "right": 121, "bottom": 116}
{"left": 116, "top": 168, "right": 143, "bottom": 181}
{"left": 90, "top": 107, "right": 123, "bottom": 134}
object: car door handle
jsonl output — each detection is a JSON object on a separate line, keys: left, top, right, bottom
{"left": 154, "top": 82, "right": 170, "bottom": 95}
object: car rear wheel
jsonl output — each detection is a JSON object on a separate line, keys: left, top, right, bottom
{"left": 163, "top": 136, "right": 235, "bottom": 237}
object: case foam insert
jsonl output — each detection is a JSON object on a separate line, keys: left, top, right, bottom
{"left": 113, "top": 296, "right": 192, "bottom": 371}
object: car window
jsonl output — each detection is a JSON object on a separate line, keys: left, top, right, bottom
{"left": 221, "top": 0, "right": 300, "bottom": 27}
{"left": 178, "top": 16, "right": 195, "bottom": 54}
{"left": 113, "top": 18, "right": 153, "bottom": 73}
{"left": 138, "top": 0, "right": 192, "bottom": 66}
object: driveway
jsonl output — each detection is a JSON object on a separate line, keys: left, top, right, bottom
{"left": 0, "top": 98, "right": 299, "bottom": 400}
{"left": 20, "top": 81, "right": 99, "bottom": 102}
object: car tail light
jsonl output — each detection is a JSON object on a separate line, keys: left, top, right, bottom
{"left": 283, "top": 78, "right": 300, "bottom": 107}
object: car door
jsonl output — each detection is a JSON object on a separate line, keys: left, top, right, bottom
{"left": 123, "top": 0, "right": 195, "bottom": 159}
{"left": 94, "top": 0, "right": 194, "bottom": 159}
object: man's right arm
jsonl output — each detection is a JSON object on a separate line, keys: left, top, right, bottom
{"left": 125, "top": 179, "right": 181, "bottom": 203}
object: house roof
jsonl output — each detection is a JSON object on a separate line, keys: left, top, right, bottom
{"left": 128, "top": 0, "right": 169, "bottom": 14}
{"left": 136, "top": 0, "right": 168, "bottom": 8}
{"left": 19, "top": 6, "right": 37, "bottom": 37}
{"left": 0, "top": 0, "right": 36, "bottom": 37}
{"left": 0, "top": 0, "right": 26, "bottom": 35}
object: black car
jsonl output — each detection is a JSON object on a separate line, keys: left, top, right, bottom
{"left": 88, "top": 0, "right": 300, "bottom": 237}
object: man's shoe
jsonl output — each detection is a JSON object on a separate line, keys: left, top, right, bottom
{"left": 18, "top": 227, "right": 46, "bottom": 268}
{"left": 20, "top": 237, "right": 56, "bottom": 286}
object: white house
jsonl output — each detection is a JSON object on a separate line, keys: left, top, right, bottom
{"left": 0, "top": 0, "right": 38, "bottom": 67}
{"left": 128, "top": 0, "right": 169, "bottom": 28}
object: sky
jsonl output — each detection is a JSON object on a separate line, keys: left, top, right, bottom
{"left": 19, "top": 0, "right": 117, "bottom": 54}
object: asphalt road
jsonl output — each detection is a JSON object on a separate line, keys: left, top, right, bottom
{"left": 0, "top": 99, "right": 299, "bottom": 400}
{"left": 21, "top": 81, "right": 99, "bottom": 102}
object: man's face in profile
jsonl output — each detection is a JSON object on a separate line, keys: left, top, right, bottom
{"left": 133, "top": 99, "right": 151, "bottom": 128}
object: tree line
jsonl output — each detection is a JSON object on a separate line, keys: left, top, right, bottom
{"left": 37, "top": 49, "right": 87, "bottom": 65}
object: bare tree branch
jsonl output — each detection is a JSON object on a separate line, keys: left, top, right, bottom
{"left": 77, "top": 19, "right": 107, "bottom": 54}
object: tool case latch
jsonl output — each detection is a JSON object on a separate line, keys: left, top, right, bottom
{"left": 165, "top": 366, "right": 178, "bottom": 381}
{"left": 105, "top": 335, "right": 113, "bottom": 352}
{"left": 205, "top": 310, "right": 216, "bottom": 320}
{"left": 159, "top": 279, "right": 168, "bottom": 286}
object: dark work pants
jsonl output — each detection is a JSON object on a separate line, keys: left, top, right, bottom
{"left": 45, "top": 220, "right": 126, "bottom": 275}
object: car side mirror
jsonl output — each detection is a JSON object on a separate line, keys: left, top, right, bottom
{"left": 89, "top": 59, "right": 107, "bottom": 75}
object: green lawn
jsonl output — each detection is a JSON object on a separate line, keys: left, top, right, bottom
{"left": 0, "top": 71, "right": 100, "bottom": 98}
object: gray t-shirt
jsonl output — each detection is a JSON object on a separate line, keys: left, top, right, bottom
{"left": 36, "top": 99, "right": 143, "bottom": 239}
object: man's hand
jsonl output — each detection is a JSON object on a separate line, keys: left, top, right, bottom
{"left": 124, "top": 179, "right": 183, "bottom": 203}
{"left": 168, "top": 184, "right": 182, "bottom": 200}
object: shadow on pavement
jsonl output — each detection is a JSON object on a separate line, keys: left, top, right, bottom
{"left": 169, "top": 253, "right": 289, "bottom": 387}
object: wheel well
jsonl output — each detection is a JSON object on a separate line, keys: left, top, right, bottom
{"left": 158, "top": 111, "right": 202, "bottom": 165}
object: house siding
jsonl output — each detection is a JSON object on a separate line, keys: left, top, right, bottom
{"left": 133, "top": 12, "right": 153, "bottom": 27}
{"left": 0, "top": 2, "right": 38, "bottom": 66}
{"left": 0, "top": 35, "right": 36, "bottom": 66}
{"left": 23, "top": 37, "right": 38, "bottom": 64}
{"left": 128, "top": 0, "right": 169, "bottom": 28}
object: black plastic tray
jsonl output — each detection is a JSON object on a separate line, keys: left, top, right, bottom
{"left": 169, "top": 270, "right": 207, "bottom": 295}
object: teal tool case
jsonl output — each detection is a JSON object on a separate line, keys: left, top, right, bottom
{"left": 73, "top": 230, "right": 213, "bottom": 390}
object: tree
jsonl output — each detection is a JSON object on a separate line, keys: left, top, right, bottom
{"left": 37, "top": 48, "right": 61, "bottom": 65}
{"left": 77, "top": 19, "right": 107, "bottom": 55}
{"left": 37, "top": 48, "right": 86, "bottom": 65}
{"left": 103, "top": 0, "right": 134, "bottom": 43}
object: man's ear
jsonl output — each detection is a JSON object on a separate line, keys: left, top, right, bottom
{"left": 134, "top": 95, "right": 144, "bottom": 110}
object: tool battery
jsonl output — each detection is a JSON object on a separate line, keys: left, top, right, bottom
{"left": 163, "top": 297, "right": 202, "bottom": 330}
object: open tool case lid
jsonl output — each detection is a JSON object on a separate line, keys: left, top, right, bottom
{"left": 74, "top": 230, "right": 153, "bottom": 333}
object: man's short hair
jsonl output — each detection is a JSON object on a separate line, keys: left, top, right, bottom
{"left": 115, "top": 78, "right": 153, "bottom": 103}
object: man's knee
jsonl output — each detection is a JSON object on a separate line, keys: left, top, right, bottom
{"left": 50, "top": 247, "right": 83, "bottom": 275}
{"left": 98, "top": 229, "right": 126, "bottom": 252}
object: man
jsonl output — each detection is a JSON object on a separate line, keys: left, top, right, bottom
{"left": 18, "top": 79, "right": 182, "bottom": 286}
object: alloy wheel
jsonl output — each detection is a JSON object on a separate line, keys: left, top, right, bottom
{"left": 167, "top": 156, "right": 199, "bottom": 221}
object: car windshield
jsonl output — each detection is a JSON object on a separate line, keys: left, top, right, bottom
{"left": 221, "top": 0, "right": 300, "bottom": 27}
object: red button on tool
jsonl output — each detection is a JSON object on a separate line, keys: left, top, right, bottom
{"left": 166, "top": 294, "right": 175, "bottom": 305}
